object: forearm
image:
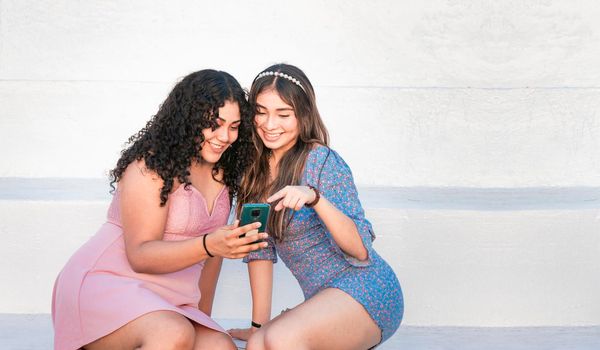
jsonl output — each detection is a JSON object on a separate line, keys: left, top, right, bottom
{"left": 127, "top": 236, "right": 210, "bottom": 274}
{"left": 248, "top": 260, "right": 273, "bottom": 325}
{"left": 198, "top": 256, "right": 223, "bottom": 315}
{"left": 313, "top": 196, "right": 368, "bottom": 261}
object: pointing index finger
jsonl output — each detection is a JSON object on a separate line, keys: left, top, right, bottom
{"left": 267, "top": 188, "right": 287, "bottom": 203}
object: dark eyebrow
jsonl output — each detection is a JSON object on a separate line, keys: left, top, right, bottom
{"left": 216, "top": 117, "right": 241, "bottom": 124}
{"left": 255, "top": 103, "right": 294, "bottom": 112}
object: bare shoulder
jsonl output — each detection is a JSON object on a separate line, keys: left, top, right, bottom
{"left": 118, "top": 159, "right": 164, "bottom": 195}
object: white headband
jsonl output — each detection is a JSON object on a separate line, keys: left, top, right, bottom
{"left": 254, "top": 71, "right": 306, "bottom": 92}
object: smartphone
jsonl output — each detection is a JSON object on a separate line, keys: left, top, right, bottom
{"left": 239, "top": 203, "right": 270, "bottom": 238}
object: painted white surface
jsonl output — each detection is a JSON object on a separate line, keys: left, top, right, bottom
{"left": 2, "top": 83, "right": 600, "bottom": 186}
{"left": 1, "top": 0, "right": 600, "bottom": 331}
{"left": 1, "top": 1, "right": 600, "bottom": 186}
{"left": 2, "top": 315, "right": 600, "bottom": 350}
{"left": 1, "top": 1, "right": 600, "bottom": 87}
{"left": 2, "top": 199, "right": 599, "bottom": 327}
{"left": 375, "top": 208, "right": 600, "bottom": 326}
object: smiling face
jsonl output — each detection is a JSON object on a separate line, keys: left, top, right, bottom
{"left": 254, "top": 89, "right": 300, "bottom": 158}
{"left": 199, "top": 100, "right": 241, "bottom": 164}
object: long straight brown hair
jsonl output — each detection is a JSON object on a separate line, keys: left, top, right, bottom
{"left": 238, "top": 64, "right": 329, "bottom": 241}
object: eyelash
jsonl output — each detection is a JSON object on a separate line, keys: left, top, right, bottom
{"left": 256, "top": 112, "right": 290, "bottom": 118}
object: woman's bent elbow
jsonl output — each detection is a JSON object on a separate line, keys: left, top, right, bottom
{"left": 126, "top": 252, "right": 151, "bottom": 273}
{"left": 128, "top": 259, "right": 147, "bottom": 273}
{"left": 352, "top": 245, "right": 369, "bottom": 262}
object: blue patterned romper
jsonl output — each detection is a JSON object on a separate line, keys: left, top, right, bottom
{"left": 244, "top": 145, "right": 403, "bottom": 344}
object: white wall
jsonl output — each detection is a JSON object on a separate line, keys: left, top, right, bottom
{"left": 1, "top": 0, "right": 600, "bottom": 328}
{"left": 1, "top": 0, "right": 599, "bottom": 186}
{"left": 3, "top": 199, "right": 599, "bottom": 326}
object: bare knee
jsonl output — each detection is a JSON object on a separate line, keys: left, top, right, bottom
{"left": 146, "top": 316, "right": 195, "bottom": 350}
{"left": 193, "top": 331, "right": 236, "bottom": 350}
{"left": 246, "top": 330, "right": 265, "bottom": 350}
{"left": 213, "top": 333, "right": 237, "bottom": 350}
{"left": 263, "top": 327, "right": 305, "bottom": 350}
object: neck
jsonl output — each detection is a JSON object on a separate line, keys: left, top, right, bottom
{"left": 270, "top": 150, "right": 283, "bottom": 166}
{"left": 267, "top": 155, "right": 278, "bottom": 182}
{"left": 270, "top": 139, "right": 297, "bottom": 166}
{"left": 192, "top": 159, "right": 215, "bottom": 173}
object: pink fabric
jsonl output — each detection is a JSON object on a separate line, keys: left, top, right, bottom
{"left": 52, "top": 184, "right": 230, "bottom": 350}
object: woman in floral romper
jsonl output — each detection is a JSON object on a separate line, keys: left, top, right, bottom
{"left": 229, "top": 64, "right": 403, "bottom": 349}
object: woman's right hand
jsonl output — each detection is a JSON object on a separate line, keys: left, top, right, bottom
{"left": 204, "top": 220, "right": 268, "bottom": 259}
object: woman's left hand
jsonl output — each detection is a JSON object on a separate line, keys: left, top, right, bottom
{"left": 228, "top": 327, "right": 256, "bottom": 341}
{"left": 267, "top": 185, "right": 317, "bottom": 211}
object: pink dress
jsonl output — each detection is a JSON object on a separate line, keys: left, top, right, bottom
{"left": 51, "top": 184, "right": 230, "bottom": 350}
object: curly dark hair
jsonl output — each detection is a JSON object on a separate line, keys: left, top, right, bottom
{"left": 109, "top": 69, "right": 254, "bottom": 206}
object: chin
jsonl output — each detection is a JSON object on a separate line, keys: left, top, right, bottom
{"left": 200, "top": 152, "right": 222, "bottom": 164}
{"left": 261, "top": 142, "right": 277, "bottom": 150}
{"left": 261, "top": 139, "right": 284, "bottom": 150}
{"left": 265, "top": 141, "right": 295, "bottom": 154}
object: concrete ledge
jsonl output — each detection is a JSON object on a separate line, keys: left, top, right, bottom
{"left": 2, "top": 178, "right": 600, "bottom": 210}
{"left": 2, "top": 178, "right": 600, "bottom": 327}
{"left": 2, "top": 314, "right": 599, "bottom": 350}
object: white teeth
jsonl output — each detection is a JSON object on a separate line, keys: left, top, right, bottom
{"left": 209, "top": 142, "right": 224, "bottom": 149}
{"left": 266, "top": 133, "right": 282, "bottom": 137}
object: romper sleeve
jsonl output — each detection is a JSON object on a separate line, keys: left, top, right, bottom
{"left": 305, "top": 146, "right": 376, "bottom": 267}
{"left": 243, "top": 235, "right": 278, "bottom": 264}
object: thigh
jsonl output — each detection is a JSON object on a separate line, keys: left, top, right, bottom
{"left": 192, "top": 324, "right": 236, "bottom": 350}
{"left": 84, "top": 310, "right": 195, "bottom": 350}
{"left": 263, "top": 288, "right": 381, "bottom": 350}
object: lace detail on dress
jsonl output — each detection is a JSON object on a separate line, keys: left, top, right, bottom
{"left": 106, "top": 184, "right": 230, "bottom": 238}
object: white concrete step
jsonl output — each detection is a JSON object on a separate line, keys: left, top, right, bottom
{"left": 1, "top": 314, "right": 599, "bottom": 350}
{"left": 1, "top": 179, "right": 600, "bottom": 327}
{"left": 3, "top": 84, "right": 600, "bottom": 189}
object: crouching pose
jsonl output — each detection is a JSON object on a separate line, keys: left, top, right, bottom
{"left": 52, "top": 70, "right": 268, "bottom": 350}
{"left": 229, "top": 64, "right": 404, "bottom": 349}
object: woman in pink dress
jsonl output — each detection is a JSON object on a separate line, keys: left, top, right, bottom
{"left": 52, "top": 69, "right": 268, "bottom": 350}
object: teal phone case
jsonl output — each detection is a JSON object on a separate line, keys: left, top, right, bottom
{"left": 239, "top": 203, "right": 270, "bottom": 235}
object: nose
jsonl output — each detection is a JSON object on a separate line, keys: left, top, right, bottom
{"left": 264, "top": 115, "right": 277, "bottom": 130}
{"left": 215, "top": 125, "right": 229, "bottom": 143}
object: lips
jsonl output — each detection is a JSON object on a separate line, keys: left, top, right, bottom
{"left": 262, "top": 131, "right": 283, "bottom": 142}
{"left": 208, "top": 141, "right": 227, "bottom": 153}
